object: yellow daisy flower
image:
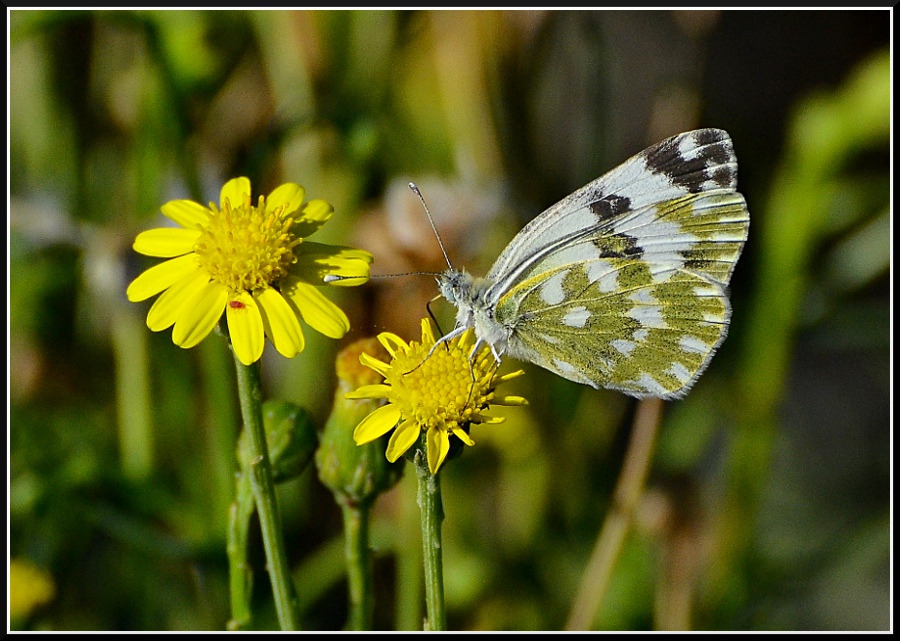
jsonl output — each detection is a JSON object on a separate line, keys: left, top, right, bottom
{"left": 347, "top": 319, "right": 528, "bottom": 474}
{"left": 126, "top": 177, "right": 373, "bottom": 365}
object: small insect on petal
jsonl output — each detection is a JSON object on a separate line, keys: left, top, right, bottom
{"left": 229, "top": 300, "right": 246, "bottom": 310}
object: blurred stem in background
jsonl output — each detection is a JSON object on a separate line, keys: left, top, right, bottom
{"left": 112, "top": 295, "right": 155, "bottom": 480}
{"left": 395, "top": 473, "right": 425, "bottom": 630}
{"left": 227, "top": 464, "right": 255, "bottom": 630}
{"left": 200, "top": 338, "right": 241, "bottom": 542}
{"left": 566, "top": 397, "right": 665, "bottom": 630}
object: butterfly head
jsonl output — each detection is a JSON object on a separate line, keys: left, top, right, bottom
{"left": 436, "top": 267, "right": 509, "bottom": 363}
{"left": 436, "top": 267, "right": 480, "bottom": 326}
{"left": 435, "top": 267, "right": 466, "bottom": 305}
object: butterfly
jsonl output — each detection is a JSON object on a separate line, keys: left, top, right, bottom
{"left": 434, "top": 128, "right": 749, "bottom": 400}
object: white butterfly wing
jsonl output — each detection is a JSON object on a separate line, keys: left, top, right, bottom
{"left": 482, "top": 128, "right": 749, "bottom": 398}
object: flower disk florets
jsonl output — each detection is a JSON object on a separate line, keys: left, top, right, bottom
{"left": 194, "top": 194, "right": 301, "bottom": 294}
{"left": 346, "top": 319, "right": 528, "bottom": 474}
{"left": 387, "top": 333, "right": 494, "bottom": 432}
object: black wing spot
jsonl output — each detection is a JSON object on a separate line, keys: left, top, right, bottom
{"left": 643, "top": 130, "right": 735, "bottom": 193}
{"left": 710, "top": 165, "right": 737, "bottom": 188}
{"left": 589, "top": 194, "right": 632, "bottom": 220}
{"left": 693, "top": 128, "right": 726, "bottom": 148}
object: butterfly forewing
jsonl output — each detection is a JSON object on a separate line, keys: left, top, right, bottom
{"left": 484, "top": 129, "right": 739, "bottom": 300}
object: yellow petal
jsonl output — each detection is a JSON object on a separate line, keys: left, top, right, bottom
{"left": 172, "top": 281, "right": 228, "bottom": 349}
{"left": 345, "top": 384, "right": 391, "bottom": 400}
{"left": 298, "top": 242, "right": 374, "bottom": 263}
{"left": 255, "top": 287, "right": 305, "bottom": 359}
{"left": 266, "top": 183, "right": 305, "bottom": 217}
{"left": 293, "top": 243, "right": 373, "bottom": 286}
{"left": 281, "top": 277, "right": 349, "bottom": 339}
{"left": 220, "top": 177, "right": 251, "bottom": 209}
{"left": 292, "top": 200, "right": 333, "bottom": 238}
{"left": 126, "top": 254, "right": 201, "bottom": 302}
{"left": 386, "top": 419, "right": 420, "bottom": 462}
{"left": 450, "top": 426, "right": 474, "bottom": 447}
{"left": 322, "top": 263, "right": 371, "bottom": 287}
{"left": 494, "top": 395, "right": 529, "bottom": 406}
{"left": 420, "top": 318, "right": 436, "bottom": 345}
{"left": 426, "top": 426, "right": 450, "bottom": 474}
{"left": 376, "top": 332, "right": 408, "bottom": 357}
{"left": 353, "top": 403, "right": 402, "bottom": 445}
{"left": 226, "top": 291, "right": 265, "bottom": 365}
{"left": 300, "top": 199, "right": 333, "bottom": 222}
{"left": 359, "top": 352, "right": 391, "bottom": 378}
{"left": 146, "top": 269, "right": 211, "bottom": 331}
{"left": 133, "top": 228, "right": 200, "bottom": 258}
{"left": 296, "top": 260, "right": 371, "bottom": 287}
{"left": 160, "top": 200, "right": 210, "bottom": 228}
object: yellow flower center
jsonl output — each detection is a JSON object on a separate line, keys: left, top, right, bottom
{"left": 193, "top": 194, "right": 301, "bottom": 293}
{"left": 387, "top": 333, "right": 494, "bottom": 433}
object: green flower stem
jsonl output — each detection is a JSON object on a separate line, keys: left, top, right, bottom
{"left": 396, "top": 475, "right": 423, "bottom": 630}
{"left": 565, "top": 397, "right": 664, "bottom": 631}
{"left": 414, "top": 439, "right": 447, "bottom": 631}
{"left": 341, "top": 501, "right": 374, "bottom": 630}
{"left": 233, "top": 356, "right": 300, "bottom": 631}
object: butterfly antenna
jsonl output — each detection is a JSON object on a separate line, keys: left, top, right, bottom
{"left": 409, "top": 182, "right": 454, "bottom": 271}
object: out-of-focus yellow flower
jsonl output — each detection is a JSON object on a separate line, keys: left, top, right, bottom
{"left": 10, "top": 558, "right": 55, "bottom": 621}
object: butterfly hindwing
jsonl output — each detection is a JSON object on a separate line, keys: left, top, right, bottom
{"left": 497, "top": 247, "right": 734, "bottom": 398}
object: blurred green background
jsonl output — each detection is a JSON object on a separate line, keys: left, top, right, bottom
{"left": 8, "top": 9, "right": 890, "bottom": 631}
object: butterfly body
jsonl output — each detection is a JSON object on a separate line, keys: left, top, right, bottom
{"left": 436, "top": 128, "right": 749, "bottom": 400}
{"left": 438, "top": 267, "right": 508, "bottom": 358}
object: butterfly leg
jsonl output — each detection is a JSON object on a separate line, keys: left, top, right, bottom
{"left": 468, "top": 338, "right": 503, "bottom": 367}
{"left": 401, "top": 325, "right": 467, "bottom": 376}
